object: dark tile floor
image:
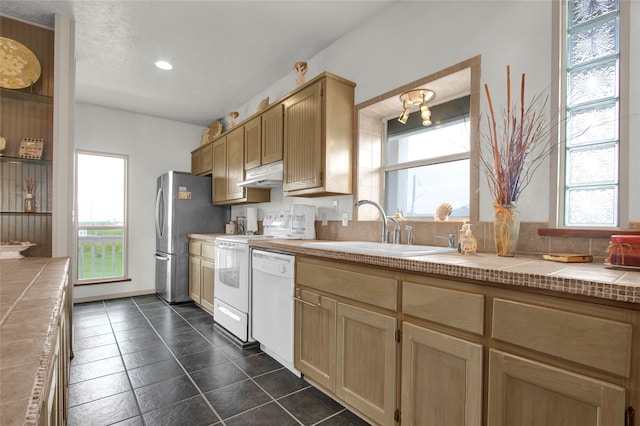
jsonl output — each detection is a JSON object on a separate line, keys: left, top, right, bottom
{"left": 69, "top": 295, "right": 371, "bottom": 425}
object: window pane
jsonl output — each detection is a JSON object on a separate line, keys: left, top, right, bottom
{"left": 385, "top": 160, "right": 469, "bottom": 218}
{"left": 77, "top": 153, "right": 125, "bottom": 225}
{"left": 566, "top": 187, "right": 617, "bottom": 226}
{"left": 385, "top": 120, "right": 469, "bottom": 166}
{"left": 568, "top": 60, "right": 617, "bottom": 106}
{"left": 570, "top": 0, "right": 616, "bottom": 26}
{"left": 567, "top": 102, "right": 618, "bottom": 146}
{"left": 567, "top": 145, "right": 617, "bottom": 185}
{"left": 569, "top": 19, "right": 617, "bottom": 66}
{"left": 77, "top": 229, "right": 125, "bottom": 280}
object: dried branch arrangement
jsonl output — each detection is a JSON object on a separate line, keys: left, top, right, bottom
{"left": 24, "top": 177, "right": 37, "bottom": 194}
{"left": 481, "top": 66, "right": 553, "bottom": 206}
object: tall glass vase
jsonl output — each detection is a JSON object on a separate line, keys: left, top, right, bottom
{"left": 493, "top": 204, "right": 520, "bottom": 257}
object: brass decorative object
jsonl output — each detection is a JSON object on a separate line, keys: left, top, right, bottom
{"left": 227, "top": 112, "right": 239, "bottom": 129}
{"left": 294, "top": 61, "right": 308, "bottom": 87}
{"left": 256, "top": 97, "right": 269, "bottom": 113}
{"left": 0, "top": 37, "right": 41, "bottom": 89}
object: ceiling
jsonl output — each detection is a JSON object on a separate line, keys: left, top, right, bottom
{"left": 1, "top": 1, "right": 396, "bottom": 126}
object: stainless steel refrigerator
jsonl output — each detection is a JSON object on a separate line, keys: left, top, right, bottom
{"left": 154, "top": 171, "right": 230, "bottom": 303}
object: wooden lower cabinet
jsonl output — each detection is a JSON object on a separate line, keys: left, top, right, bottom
{"left": 188, "top": 239, "right": 215, "bottom": 314}
{"left": 294, "top": 256, "right": 637, "bottom": 426}
{"left": 294, "top": 288, "right": 337, "bottom": 391}
{"left": 488, "top": 349, "right": 626, "bottom": 426}
{"left": 337, "top": 303, "right": 397, "bottom": 426}
{"left": 401, "top": 322, "right": 482, "bottom": 426}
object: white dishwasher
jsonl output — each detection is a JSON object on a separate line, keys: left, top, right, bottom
{"left": 251, "top": 249, "right": 300, "bottom": 376}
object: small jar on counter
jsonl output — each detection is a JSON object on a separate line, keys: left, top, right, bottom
{"left": 606, "top": 235, "right": 640, "bottom": 267}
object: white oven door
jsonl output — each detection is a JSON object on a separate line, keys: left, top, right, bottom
{"left": 214, "top": 239, "right": 249, "bottom": 313}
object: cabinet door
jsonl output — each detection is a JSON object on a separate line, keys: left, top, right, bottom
{"left": 200, "top": 143, "right": 213, "bottom": 175}
{"left": 336, "top": 303, "right": 396, "bottom": 426}
{"left": 294, "top": 289, "right": 336, "bottom": 392}
{"left": 200, "top": 258, "right": 215, "bottom": 314}
{"left": 244, "top": 116, "right": 262, "bottom": 170}
{"left": 283, "top": 80, "right": 323, "bottom": 192}
{"left": 401, "top": 322, "right": 483, "bottom": 426}
{"left": 191, "top": 149, "right": 201, "bottom": 175}
{"left": 261, "top": 104, "right": 284, "bottom": 164}
{"left": 189, "top": 255, "right": 201, "bottom": 304}
{"left": 226, "top": 127, "right": 245, "bottom": 201}
{"left": 212, "top": 138, "right": 227, "bottom": 204}
{"left": 488, "top": 349, "right": 626, "bottom": 426}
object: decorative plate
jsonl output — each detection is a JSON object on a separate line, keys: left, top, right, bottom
{"left": 0, "top": 37, "right": 41, "bottom": 89}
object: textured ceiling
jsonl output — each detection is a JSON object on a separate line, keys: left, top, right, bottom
{"left": 1, "top": 1, "right": 396, "bottom": 126}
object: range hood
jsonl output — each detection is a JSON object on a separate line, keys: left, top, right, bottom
{"left": 237, "top": 160, "right": 283, "bottom": 188}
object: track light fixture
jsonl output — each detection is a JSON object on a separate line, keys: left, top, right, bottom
{"left": 397, "top": 88, "right": 436, "bottom": 126}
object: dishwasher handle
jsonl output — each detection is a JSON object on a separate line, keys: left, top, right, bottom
{"left": 293, "top": 296, "right": 321, "bottom": 308}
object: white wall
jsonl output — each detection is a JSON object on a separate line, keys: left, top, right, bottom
{"left": 73, "top": 103, "right": 203, "bottom": 300}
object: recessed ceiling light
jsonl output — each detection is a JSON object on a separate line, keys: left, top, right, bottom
{"left": 155, "top": 60, "right": 173, "bottom": 70}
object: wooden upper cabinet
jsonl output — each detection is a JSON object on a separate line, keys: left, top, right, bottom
{"left": 244, "top": 105, "right": 283, "bottom": 170}
{"left": 212, "top": 138, "right": 227, "bottom": 204}
{"left": 261, "top": 104, "right": 284, "bottom": 165}
{"left": 213, "top": 126, "right": 270, "bottom": 205}
{"left": 191, "top": 143, "right": 213, "bottom": 176}
{"left": 283, "top": 73, "right": 355, "bottom": 197}
{"left": 226, "top": 127, "right": 246, "bottom": 201}
{"left": 244, "top": 116, "right": 262, "bottom": 170}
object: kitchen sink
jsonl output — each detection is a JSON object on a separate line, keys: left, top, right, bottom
{"left": 300, "top": 241, "right": 456, "bottom": 257}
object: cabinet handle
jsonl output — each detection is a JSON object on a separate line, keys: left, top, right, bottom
{"left": 627, "top": 406, "right": 635, "bottom": 426}
{"left": 293, "top": 296, "right": 321, "bottom": 308}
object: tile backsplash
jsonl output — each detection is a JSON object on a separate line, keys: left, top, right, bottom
{"left": 312, "top": 219, "right": 637, "bottom": 262}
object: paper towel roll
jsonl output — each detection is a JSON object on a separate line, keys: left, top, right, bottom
{"left": 246, "top": 208, "right": 258, "bottom": 234}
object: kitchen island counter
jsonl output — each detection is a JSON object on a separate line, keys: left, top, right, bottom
{"left": 248, "top": 239, "right": 640, "bottom": 308}
{"left": 0, "top": 257, "right": 71, "bottom": 425}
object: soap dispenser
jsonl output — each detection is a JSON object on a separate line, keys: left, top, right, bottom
{"left": 460, "top": 222, "right": 477, "bottom": 255}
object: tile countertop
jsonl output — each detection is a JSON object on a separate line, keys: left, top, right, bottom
{"left": 247, "top": 239, "right": 640, "bottom": 309}
{"left": 0, "top": 257, "right": 70, "bottom": 425}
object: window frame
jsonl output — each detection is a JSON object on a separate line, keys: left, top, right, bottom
{"left": 550, "top": 0, "right": 630, "bottom": 230}
{"left": 74, "top": 150, "right": 129, "bottom": 284}
{"left": 382, "top": 110, "right": 471, "bottom": 220}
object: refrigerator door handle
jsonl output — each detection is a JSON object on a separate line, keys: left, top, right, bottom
{"left": 155, "top": 254, "right": 170, "bottom": 261}
{"left": 155, "top": 186, "right": 164, "bottom": 239}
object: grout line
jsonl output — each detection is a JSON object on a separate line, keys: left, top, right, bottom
{"left": 132, "top": 296, "right": 225, "bottom": 425}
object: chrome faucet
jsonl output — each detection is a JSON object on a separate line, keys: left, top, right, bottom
{"left": 437, "top": 234, "right": 456, "bottom": 249}
{"left": 354, "top": 199, "right": 389, "bottom": 243}
{"left": 386, "top": 216, "right": 401, "bottom": 244}
{"left": 405, "top": 225, "right": 413, "bottom": 245}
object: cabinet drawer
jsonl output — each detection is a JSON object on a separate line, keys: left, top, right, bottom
{"left": 492, "top": 298, "right": 632, "bottom": 377}
{"left": 403, "top": 281, "right": 484, "bottom": 335}
{"left": 201, "top": 243, "right": 215, "bottom": 260}
{"left": 296, "top": 260, "right": 397, "bottom": 310}
{"left": 189, "top": 241, "right": 201, "bottom": 256}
